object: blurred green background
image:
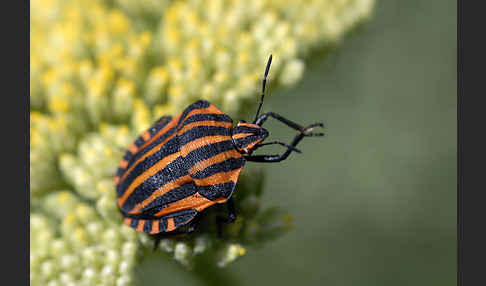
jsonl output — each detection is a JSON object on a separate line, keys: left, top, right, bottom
{"left": 139, "top": 0, "right": 456, "bottom": 285}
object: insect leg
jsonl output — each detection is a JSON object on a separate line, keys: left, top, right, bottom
{"left": 254, "top": 141, "right": 302, "bottom": 153}
{"left": 152, "top": 234, "right": 165, "bottom": 251}
{"left": 245, "top": 123, "right": 324, "bottom": 162}
{"left": 216, "top": 198, "right": 237, "bottom": 238}
{"left": 245, "top": 132, "right": 305, "bottom": 162}
{"left": 255, "top": 112, "right": 325, "bottom": 136}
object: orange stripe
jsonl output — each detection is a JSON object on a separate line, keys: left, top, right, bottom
{"left": 129, "top": 140, "right": 235, "bottom": 214}
{"left": 154, "top": 194, "right": 228, "bottom": 217}
{"left": 128, "top": 104, "right": 222, "bottom": 160}
{"left": 118, "top": 134, "right": 230, "bottom": 208}
{"left": 129, "top": 144, "right": 138, "bottom": 154}
{"left": 137, "top": 114, "right": 180, "bottom": 153}
{"left": 136, "top": 220, "right": 145, "bottom": 232}
{"left": 181, "top": 105, "right": 224, "bottom": 125}
{"left": 117, "top": 152, "right": 180, "bottom": 207}
{"left": 242, "top": 138, "right": 265, "bottom": 152}
{"left": 151, "top": 220, "right": 160, "bottom": 234}
{"left": 232, "top": 132, "right": 253, "bottom": 140}
{"left": 166, "top": 218, "right": 175, "bottom": 232}
{"left": 239, "top": 122, "right": 259, "bottom": 128}
{"left": 123, "top": 218, "right": 132, "bottom": 226}
{"left": 119, "top": 160, "right": 128, "bottom": 169}
{"left": 119, "top": 116, "right": 223, "bottom": 182}
{"left": 178, "top": 120, "right": 232, "bottom": 136}
{"left": 120, "top": 132, "right": 178, "bottom": 181}
{"left": 114, "top": 176, "right": 120, "bottom": 185}
{"left": 193, "top": 169, "right": 242, "bottom": 187}
{"left": 189, "top": 149, "right": 242, "bottom": 174}
{"left": 120, "top": 116, "right": 180, "bottom": 180}
{"left": 120, "top": 112, "right": 227, "bottom": 181}
{"left": 195, "top": 197, "right": 227, "bottom": 211}
{"left": 141, "top": 131, "right": 151, "bottom": 141}
{"left": 128, "top": 175, "right": 193, "bottom": 215}
{"left": 181, "top": 134, "right": 229, "bottom": 153}
{"left": 154, "top": 193, "right": 207, "bottom": 217}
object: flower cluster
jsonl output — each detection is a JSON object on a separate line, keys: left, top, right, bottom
{"left": 31, "top": 192, "right": 138, "bottom": 286}
{"left": 30, "top": 0, "right": 374, "bottom": 284}
{"left": 30, "top": 112, "right": 87, "bottom": 199}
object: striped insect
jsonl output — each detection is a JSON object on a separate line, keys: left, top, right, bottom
{"left": 115, "top": 55, "right": 324, "bottom": 246}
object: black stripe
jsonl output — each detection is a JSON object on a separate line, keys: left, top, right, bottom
{"left": 126, "top": 125, "right": 177, "bottom": 169}
{"left": 180, "top": 113, "right": 232, "bottom": 127}
{"left": 123, "top": 151, "right": 132, "bottom": 161}
{"left": 241, "top": 138, "right": 262, "bottom": 149}
{"left": 176, "top": 100, "right": 210, "bottom": 127}
{"left": 119, "top": 116, "right": 171, "bottom": 181}
{"left": 130, "top": 219, "right": 138, "bottom": 229}
{"left": 123, "top": 117, "right": 174, "bottom": 172}
{"left": 120, "top": 157, "right": 190, "bottom": 211}
{"left": 143, "top": 220, "right": 153, "bottom": 233}
{"left": 172, "top": 209, "right": 198, "bottom": 228}
{"left": 192, "top": 157, "right": 245, "bottom": 179}
{"left": 134, "top": 136, "right": 145, "bottom": 147}
{"left": 117, "top": 135, "right": 180, "bottom": 198}
{"left": 184, "top": 140, "right": 236, "bottom": 167}
{"left": 117, "top": 126, "right": 231, "bottom": 196}
{"left": 234, "top": 126, "right": 260, "bottom": 133}
{"left": 150, "top": 116, "right": 172, "bottom": 136}
{"left": 125, "top": 207, "right": 164, "bottom": 219}
{"left": 163, "top": 209, "right": 197, "bottom": 219}
{"left": 178, "top": 126, "right": 230, "bottom": 146}
{"left": 119, "top": 140, "right": 235, "bottom": 211}
{"left": 136, "top": 182, "right": 197, "bottom": 214}
{"left": 234, "top": 135, "right": 261, "bottom": 149}
{"left": 159, "top": 219, "right": 168, "bottom": 232}
{"left": 116, "top": 151, "right": 134, "bottom": 178}
{"left": 129, "top": 117, "right": 173, "bottom": 163}
{"left": 116, "top": 167, "right": 124, "bottom": 178}
{"left": 198, "top": 182, "right": 236, "bottom": 200}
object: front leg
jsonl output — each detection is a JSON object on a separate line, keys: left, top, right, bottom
{"left": 245, "top": 134, "right": 304, "bottom": 162}
{"left": 245, "top": 123, "right": 325, "bottom": 163}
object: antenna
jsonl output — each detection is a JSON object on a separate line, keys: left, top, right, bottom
{"left": 253, "top": 54, "right": 273, "bottom": 123}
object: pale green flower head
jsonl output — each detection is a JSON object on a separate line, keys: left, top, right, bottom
{"left": 30, "top": 0, "right": 375, "bottom": 284}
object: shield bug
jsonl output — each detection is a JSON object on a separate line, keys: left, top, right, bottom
{"left": 115, "top": 55, "right": 324, "bottom": 246}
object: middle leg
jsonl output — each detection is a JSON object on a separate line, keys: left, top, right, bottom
{"left": 216, "top": 198, "right": 237, "bottom": 238}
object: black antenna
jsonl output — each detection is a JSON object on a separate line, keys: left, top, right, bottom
{"left": 253, "top": 54, "right": 273, "bottom": 123}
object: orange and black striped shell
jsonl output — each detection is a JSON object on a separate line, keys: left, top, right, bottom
{"left": 115, "top": 100, "right": 245, "bottom": 234}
